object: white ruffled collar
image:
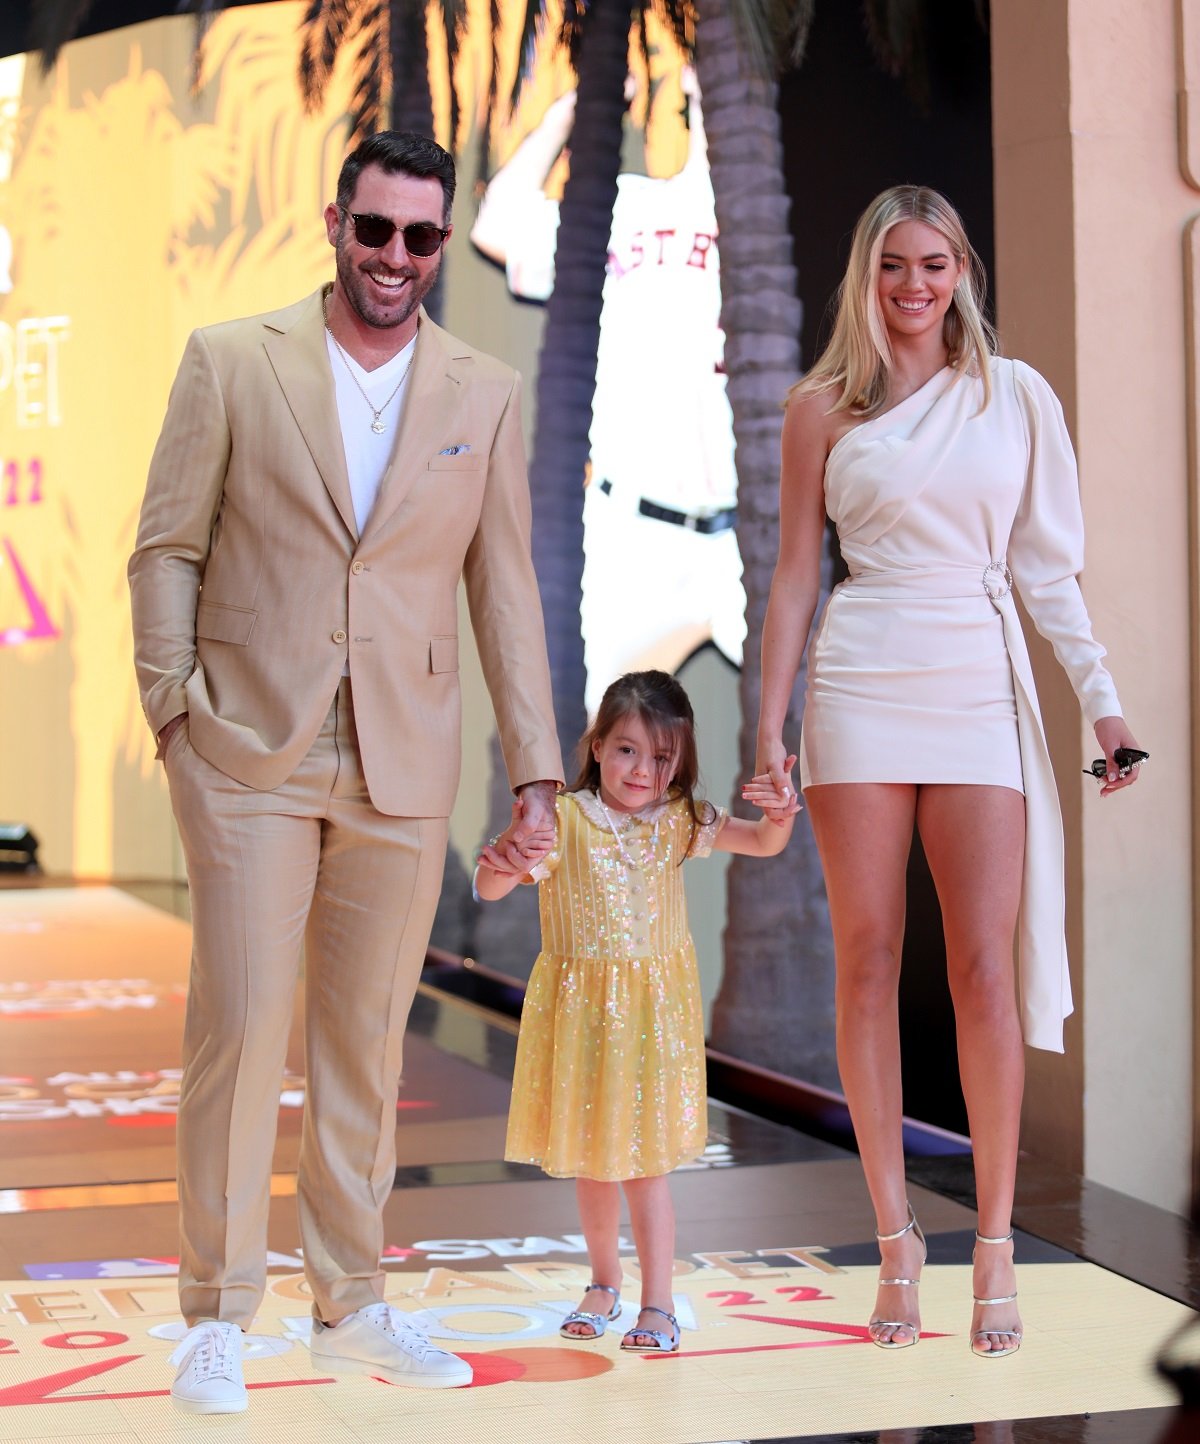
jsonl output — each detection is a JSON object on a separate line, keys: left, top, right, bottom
{"left": 567, "top": 788, "right": 671, "bottom": 834}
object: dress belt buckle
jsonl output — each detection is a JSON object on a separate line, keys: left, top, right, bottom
{"left": 982, "top": 561, "right": 1013, "bottom": 601}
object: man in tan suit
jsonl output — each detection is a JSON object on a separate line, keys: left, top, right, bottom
{"left": 129, "top": 132, "right": 562, "bottom": 1415}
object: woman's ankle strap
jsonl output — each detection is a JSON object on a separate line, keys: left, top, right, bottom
{"left": 876, "top": 1204, "right": 917, "bottom": 1243}
{"left": 974, "top": 1230, "right": 1014, "bottom": 1246}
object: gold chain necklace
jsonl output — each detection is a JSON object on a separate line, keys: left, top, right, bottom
{"left": 323, "top": 296, "right": 414, "bottom": 434}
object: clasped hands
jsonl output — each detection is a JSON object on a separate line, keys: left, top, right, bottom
{"left": 478, "top": 780, "right": 558, "bottom": 877}
{"left": 747, "top": 749, "right": 802, "bottom": 825}
{"left": 479, "top": 762, "right": 801, "bottom": 880}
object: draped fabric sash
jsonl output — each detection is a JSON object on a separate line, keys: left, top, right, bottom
{"left": 993, "top": 586, "right": 1071, "bottom": 1051}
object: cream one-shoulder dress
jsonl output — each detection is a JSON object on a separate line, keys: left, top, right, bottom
{"left": 800, "top": 357, "right": 1121, "bottom": 1052}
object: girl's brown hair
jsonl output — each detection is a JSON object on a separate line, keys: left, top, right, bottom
{"left": 571, "top": 670, "right": 714, "bottom": 857}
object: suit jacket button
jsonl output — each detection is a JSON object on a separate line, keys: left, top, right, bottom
{"left": 332, "top": 629, "right": 347, "bottom": 644}
{"left": 351, "top": 561, "right": 364, "bottom": 575}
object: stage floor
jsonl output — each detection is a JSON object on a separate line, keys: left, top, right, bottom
{"left": 0, "top": 885, "right": 1194, "bottom": 1443}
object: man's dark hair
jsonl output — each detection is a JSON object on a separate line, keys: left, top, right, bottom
{"left": 335, "top": 132, "right": 456, "bottom": 223}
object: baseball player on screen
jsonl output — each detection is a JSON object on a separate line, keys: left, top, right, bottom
{"left": 470, "top": 68, "right": 747, "bottom": 715}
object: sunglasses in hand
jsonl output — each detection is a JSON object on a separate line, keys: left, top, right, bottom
{"left": 340, "top": 207, "right": 449, "bottom": 257}
{"left": 1084, "top": 747, "right": 1148, "bottom": 780}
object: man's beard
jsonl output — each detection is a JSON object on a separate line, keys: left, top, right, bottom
{"left": 335, "top": 239, "right": 441, "bottom": 331}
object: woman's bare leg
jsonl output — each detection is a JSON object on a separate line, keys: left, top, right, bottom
{"left": 564, "top": 1177, "right": 624, "bottom": 1336}
{"left": 917, "top": 784, "right": 1025, "bottom": 1353}
{"left": 622, "top": 1174, "right": 678, "bottom": 1347}
{"left": 807, "top": 783, "right": 924, "bottom": 1346}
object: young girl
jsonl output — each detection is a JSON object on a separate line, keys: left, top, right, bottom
{"left": 476, "top": 670, "right": 795, "bottom": 1354}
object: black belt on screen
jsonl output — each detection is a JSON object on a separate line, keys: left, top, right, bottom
{"left": 597, "top": 479, "right": 737, "bottom": 534}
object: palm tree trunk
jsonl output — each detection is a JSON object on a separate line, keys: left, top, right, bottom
{"left": 388, "top": 0, "right": 434, "bottom": 133}
{"left": 696, "top": 5, "right": 837, "bottom": 1086}
{"left": 473, "top": 0, "right": 632, "bottom": 976}
{"left": 527, "top": 0, "right": 632, "bottom": 766}
{"left": 389, "top": 0, "right": 446, "bottom": 324}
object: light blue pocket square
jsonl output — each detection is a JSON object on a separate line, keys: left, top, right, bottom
{"left": 437, "top": 444, "right": 472, "bottom": 456}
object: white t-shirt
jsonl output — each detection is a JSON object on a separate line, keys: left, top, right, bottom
{"left": 325, "top": 331, "right": 417, "bottom": 534}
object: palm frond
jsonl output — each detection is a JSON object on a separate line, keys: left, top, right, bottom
{"left": 717, "top": 0, "right": 813, "bottom": 79}
{"left": 558, "top": 0, "right": 589, "bottom": 79}
{"left": 188, "top": 3, "right": 239, "bottom": 97}
{"left": 29, "top": 0, "right": 98, "bottom": 73}
{"left": 862, "top": 0, "right": 929, "bottom": 107}
{"left": 347, "top": 53, "right": 384, "bottom": 148}
{"left": 788, "top": 0, "right": 816, "bottom": 68}
{"left": 862, "top": 0, "right": 918, "bottom": 70}
{"left": 299, "top": 0, "right": 358, "bottom": 113}
{"left": 347, "top": 3, "right": 388, "bottom": 144}
{"left": 633, "top": 8, "right": 652, "bottom": 129}
{"left": 475, "top": 0, "right": 502, "bottom": 185}
{"left": 510, "top": 0, "right": 547, "bottom": 115}
{"left": 650, "top": 0, "right": 695, "bottom": 60}
{"left": 438, "top": 0, "right": 470, "bottom": 48}
{"left": 438, "top": 0, "right": 469, "bottom": 151}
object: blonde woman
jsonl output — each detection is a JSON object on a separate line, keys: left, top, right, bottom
{"left": 756, "top": 185, "right": 1143, "bottom": 1357}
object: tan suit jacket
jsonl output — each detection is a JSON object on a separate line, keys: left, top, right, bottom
{"left": 129, "top": 287, "right": 562, "bottom": 815}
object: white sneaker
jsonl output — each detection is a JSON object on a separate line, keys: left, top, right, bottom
{"left": 310, "top": 1301, "right": 472, "bottom": 1389}
{"left": 168, "top": 1320, "right": 247, "bottom": 1414}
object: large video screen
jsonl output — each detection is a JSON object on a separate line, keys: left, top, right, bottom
{"left": 0, "top": 2, "right": 743, "bottom": 879}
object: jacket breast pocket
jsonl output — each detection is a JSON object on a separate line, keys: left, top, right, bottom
{"left": 430, "top": 636, "right": 459, "bottom": 673}
{"left": 196, "top": 601, "right": 257, "bottom": 645}
{"left": 427, "top": 454, "right": 484, "bottom": 472}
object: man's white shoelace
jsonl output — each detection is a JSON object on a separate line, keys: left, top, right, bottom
{"left": 169, "top": 1323, "right": 239, "bottom": 1380}
{"left": 358, "top": 1302, "right": 436, "bottom": 1358}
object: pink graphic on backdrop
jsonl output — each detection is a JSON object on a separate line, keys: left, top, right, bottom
{"left": 0, "top": 537, "right": 59, "bottom": 646}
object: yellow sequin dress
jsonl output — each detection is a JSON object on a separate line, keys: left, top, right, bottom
{"left": 504, "top": 789, "right": 726, "bottom": 1181}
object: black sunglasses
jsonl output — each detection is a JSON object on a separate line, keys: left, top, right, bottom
{"left": 340, "top": 208, "right": 449, "bottom": 257}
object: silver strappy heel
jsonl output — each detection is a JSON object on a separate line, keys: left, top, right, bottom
{"left": 869, "top": 1203, "right": 926, "bottom": 1349}
{"left": 971, "top": 1230, "right": 1022, "bottom": 1358}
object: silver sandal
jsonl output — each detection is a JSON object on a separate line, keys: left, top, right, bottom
{"left": 869, "top": 1203, "right": 926, "bottom": 1349}
{"left": 620, "top": 1305, "right": 679, "bottom": 1354}
{"left": 560, "top": 1282, "right": 622, "bottom": 1339}
{"left": 971, "top": 1230, "right": 1022, "bottom": 1358}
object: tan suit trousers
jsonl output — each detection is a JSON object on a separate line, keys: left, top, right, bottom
{"left": 164, "top": 679, "right": 447, "bottom": 1327}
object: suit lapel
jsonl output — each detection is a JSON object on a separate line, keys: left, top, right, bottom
{"left": 264, "top": 288, "right": 358, "bottom": 540}
{"left": 363, "top": 311, "right": 469, "bottom": 539}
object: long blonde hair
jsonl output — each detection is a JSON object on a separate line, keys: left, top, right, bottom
{"left": 793, "top": 185, "right": 996, "bottom": 416}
